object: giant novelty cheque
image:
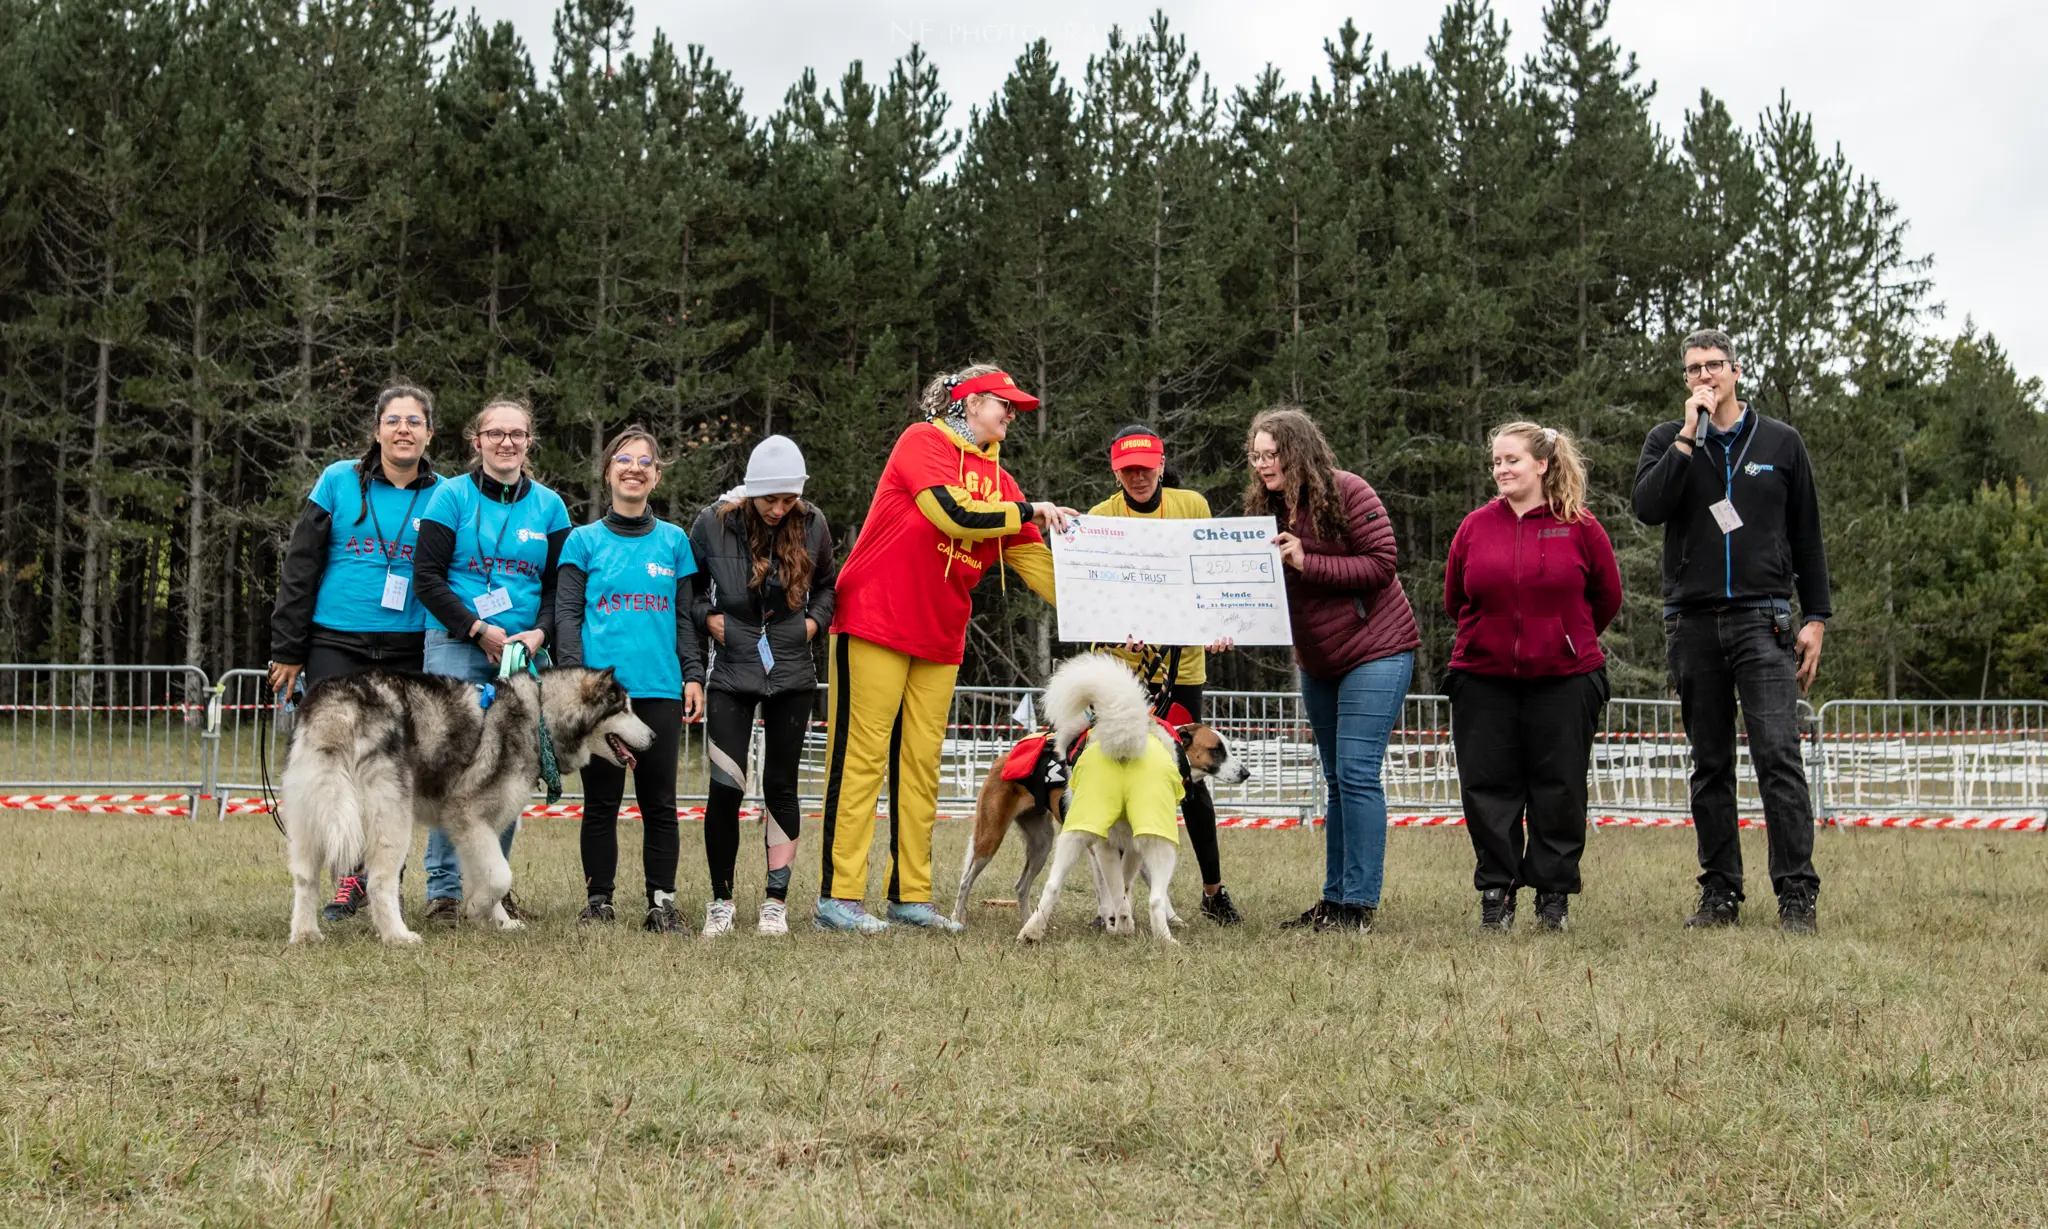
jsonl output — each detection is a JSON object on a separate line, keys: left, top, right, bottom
{"left": 1050, "top": 515, "right": 1293, "bottom": 646}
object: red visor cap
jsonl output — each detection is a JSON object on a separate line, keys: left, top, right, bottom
{"left": 949, "top": 370, "right": 1040, "bottom": 410}
{"left": 1110, "top": 433, "right": 1165, "bottom": 469}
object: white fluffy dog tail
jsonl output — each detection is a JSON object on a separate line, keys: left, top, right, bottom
{"left": 280, "top": 745, "right": 366, "bottom": 877}
{"left": 1044, "top": 653, "right": 1153, "bottom": 762}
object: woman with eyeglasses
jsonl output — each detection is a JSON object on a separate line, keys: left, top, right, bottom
{"left": 690, "top": 435, "right": 837, "bottom": 936}
{"left": 266, "top": 383, "right": 442, "bottom": 923}
{"left": 1248, "top": 407, "right": 1419, "bottom": 935}
{"left": 411, "top": 396, "right": 571, "bottom": 925}
{"left": 554, "top": 425, "right": 704, "bottom": 935}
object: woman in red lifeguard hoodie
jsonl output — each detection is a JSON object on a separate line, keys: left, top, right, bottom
{"left": 1444, "top": 421, "right": 1622, "bottom": 934}
{"left": 815, "top": 364, "right": 1072, "bottom": 935}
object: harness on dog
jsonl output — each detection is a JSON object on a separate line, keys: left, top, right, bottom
{"left": 998, "top": 700, "right": 1195, "bottom": 812}
{"left": 496, "top": 643, "right": 563, "bottom": 804}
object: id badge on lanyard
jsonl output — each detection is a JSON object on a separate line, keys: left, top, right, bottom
{"left": 471, "top": 493, "right": 519, "bottom": 620}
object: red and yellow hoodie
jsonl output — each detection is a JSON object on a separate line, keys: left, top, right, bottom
{"left": 831, "top": 420, "right": 1057, "bottom": 664}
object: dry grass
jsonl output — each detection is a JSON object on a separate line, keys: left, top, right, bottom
{"left": 3, "top": 810, "right": 2046, "bottom": 1226}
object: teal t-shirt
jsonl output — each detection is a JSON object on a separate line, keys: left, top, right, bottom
{"left": 308, "top": 459, "right": 438, "bottom": 633}
{"left": 419, "top": 474, "right": 570, "bottom": 634}
{"left": 560, "top": 518, "right": 698, "bottom": 699}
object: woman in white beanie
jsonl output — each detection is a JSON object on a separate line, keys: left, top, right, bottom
{"left": 688, "top": 435, "right": 838, "bottom": 935}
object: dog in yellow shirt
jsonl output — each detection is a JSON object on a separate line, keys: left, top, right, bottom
{"left": 1017, "top": 654, "right": 1247, "bottom": 944}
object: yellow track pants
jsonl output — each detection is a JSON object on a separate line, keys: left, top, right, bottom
{"left": 819, "top": 634, "right": 959, "bottom": 903}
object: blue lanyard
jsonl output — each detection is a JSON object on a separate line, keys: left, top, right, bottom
{"left": 471, "top": 486, "right": 520, "bottom": 590}
{"left": 365, "top": 479, "right": 427, "bottom": 574}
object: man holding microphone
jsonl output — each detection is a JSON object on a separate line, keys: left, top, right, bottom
{"left": 1632, "top": 329, "right": 1830, "bottom": 934}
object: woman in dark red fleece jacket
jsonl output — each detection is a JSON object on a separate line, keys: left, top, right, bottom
{"left": 1444, "top": 422, "right": 1622, "bottom": 934}
{"left": 1249, "top": 408, "right": 1421, "bottom": 934}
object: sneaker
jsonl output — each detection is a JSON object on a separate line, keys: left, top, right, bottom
{"left": 1685, "top": 889, "right": 1741, "bottom": 929}
{"left": 702, "top": 899, "right": 737, "bottom": 937}
{"left": 757, "top": 899, "right": 790, "bottom": 935}
{"left": 1316, "top": 902, "right": 1375, "bottom": 933}
{"left": 644, "top": 899, "right": 690, "bottom": 934}
{"left": 1199, "top": 886, "right": 1245, "bottom": 926}
{"left": 423, "top": 896, "right": 462, "bottom": 926}
{"left": 1777, "top": 890, "right": 1818, "bottom": 935}
{"left": 1480, "top": 887, "right": 1517, "bottom": 933}
{"left": 1279, "top": 899, "right": 1339, "bottom": 930}
{"left": 813, "top": 897, "right": 889, "bottom": 934}
{"left": 1533, "top": 891, "right": 1570, "bottom": 932}
{"left": 499, "top": 892, "right": 535, "bottom": 923}
{"left": 322, "top": 873, "right": 366, "bottom": 922}
{"left": 578, "top": 896, "right": 615, "bottom": 925}
{"left": 886, "top": 901, "right": 966, "bottom": 933}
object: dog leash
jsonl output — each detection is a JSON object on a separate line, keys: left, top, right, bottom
{"left": 496, "top": 642, "right": 563, "bottom": 804}
{"left": 255, "top": 675, "right": 294, "bottom": 836}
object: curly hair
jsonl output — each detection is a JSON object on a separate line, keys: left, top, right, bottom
{"left": 1241, "top": 406, "right": 1348, "bottom": 544}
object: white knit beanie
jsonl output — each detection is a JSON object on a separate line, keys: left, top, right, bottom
{"left": 743, "top": 435, "right": 807, "bottom": 497}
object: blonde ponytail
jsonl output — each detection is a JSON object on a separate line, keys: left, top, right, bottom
{"left": 1491, "top": 421, "right": 1588, "bottom": 523}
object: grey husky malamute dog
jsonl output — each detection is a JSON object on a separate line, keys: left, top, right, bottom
{"left": 283, "top": 667, "right": 653, "bottom": 946}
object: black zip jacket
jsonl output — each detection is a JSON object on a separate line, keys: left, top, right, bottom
{"left": 688, "top": 498, "right": 838, "bottom": 696}
{"left": 1631, "top": 406, "right": 1832, "bottom": 620}
{"left": 551, "top": 510, "right": 705, "bottom": 687}
{"left": 268, "top": 464, "right": 439, "bottom": 665}
{"left": 412, "top": 470, "right": 569, "bottom": 644}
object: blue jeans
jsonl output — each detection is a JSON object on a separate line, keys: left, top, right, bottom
{"left": 1301, "top": 651, "right": 1414, "bottom": 908}
{"left": 421, "top": 627, "right": 516, "bottom": 901}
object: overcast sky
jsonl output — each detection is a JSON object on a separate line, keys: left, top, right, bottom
{"left": 467, "top": 0, "right": 2046, "bottom": 383}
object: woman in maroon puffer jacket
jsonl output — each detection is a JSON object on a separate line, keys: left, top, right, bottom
{"left": 1444, "top": 422, "right": 1621, "bottom": 935}
{"left": 1248, "top": 408, "right": 1420, "bottom": 934}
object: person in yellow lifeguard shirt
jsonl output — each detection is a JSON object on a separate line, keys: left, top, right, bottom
{"left": 1089, "top": 425, "right": 1244, "bottom": 925}
{"left": 816, "top": 364, "right": 1074, "bottom": 933}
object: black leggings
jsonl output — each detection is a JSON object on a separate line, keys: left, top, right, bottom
{"left": 704, "top": 689, "right": 812, "bottom": 900}
{"left": 1160, "top": 682, "right": 1223, "bottom": 886}
{"left": 304, "top": 638, "right": 423, "bottom": 885}
{"left": 580, "top": 698, "right": 684, "bottom": 905}
{"left": 302, "top": 639, "right": 423, "bottom": 690}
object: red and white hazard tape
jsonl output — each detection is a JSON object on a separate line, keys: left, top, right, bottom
{"left": 4, "top": 794, "right": 2043, "bottom": 833}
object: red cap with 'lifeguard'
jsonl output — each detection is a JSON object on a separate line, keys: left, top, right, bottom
{"left": 949, "top": 370, "right": 1040, "bottom": 410}
{"left": 1110, "top": 432, "right": 1164, "bottom": 470}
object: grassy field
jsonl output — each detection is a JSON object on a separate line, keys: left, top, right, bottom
{"left": 4, "top": 812, "right": 2047, "bottom": 1226}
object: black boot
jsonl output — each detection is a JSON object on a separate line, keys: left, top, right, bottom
{"left": 1479, "top": 887, "right": 1516, "bottom": 933}
{"left": 1777, "top": 888, "right": 1818, "bottom": 935}
{"left": 1532, "top": 891, "right": 1570, "bottom": 932}
{"left": 1684, "top": 888, "right": 1740, "bottom": 929}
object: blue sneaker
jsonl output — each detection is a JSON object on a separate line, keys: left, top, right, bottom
{"left": 886, "top": 901, "right": 966, "bottom": 933}
{"left": 813, "top": 897, "right": 889, "bottom": 934}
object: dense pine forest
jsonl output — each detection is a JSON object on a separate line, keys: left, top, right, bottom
{"left": 1, "top": 0, "right": 2042, "bottom": 697}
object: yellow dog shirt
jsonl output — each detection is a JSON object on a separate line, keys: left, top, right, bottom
{"left": 1061, "top": 734, "right": 1184, "bottom": 844}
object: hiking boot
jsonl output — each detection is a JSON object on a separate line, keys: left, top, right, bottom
{"left": 1199, "top": 886, "right": 1245, "bottom": 926}
{"left": 813, "top": 897, "right": 889, "bottom": 934}
{"left": 499, "top": 892, "right": 535, "bottom": 923}
{"left": 1777, "top": 890, "right": 1818, "bottom": 935}
{"left": 1480, "top": 887, "right": 1517, "bottom": 933}
{"left": 578, "top": 896, "right": 615, "bottom": 925}
{"left": 886, "top": 901, "right": 966, "bottom": 933}
{"left": 701, "top": 899, "right": 737, "bottom": 937}
{"left": 757, "top": 899, "right": 790, "bottom": 936}
{"left": 322, "top": 873, "right": 366, "bottom": 922}
{"left": 644, "top": 899, "right": 690, "bottom": 935}
{"left": 423, "top": 896, "right": 462, "bottom": 926}
{"left": 1280, "top": 899, "right": 1340, "bottom": 930}
{"left": 1533, "top": 891, "right": 1570, "bottom": 932}
{"left": 1316, "top": 902, "right": 1375, "bottom": 933}
{"left": 1685, "top": 889, "right": 1741, "bottom": 929}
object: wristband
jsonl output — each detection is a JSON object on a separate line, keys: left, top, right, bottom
{"left": 1674, "top": 435, "right": 1697, "bottom": 448}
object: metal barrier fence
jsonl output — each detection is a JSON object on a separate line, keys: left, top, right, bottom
{"left": 1, "top": 662, "right": 2042, "bottom": 827}
{"left": 0, "top": 664, "right": 215, "bottom": 815}
{"left": 1817, "top": 700, "right": 2048, "bottom": 818}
